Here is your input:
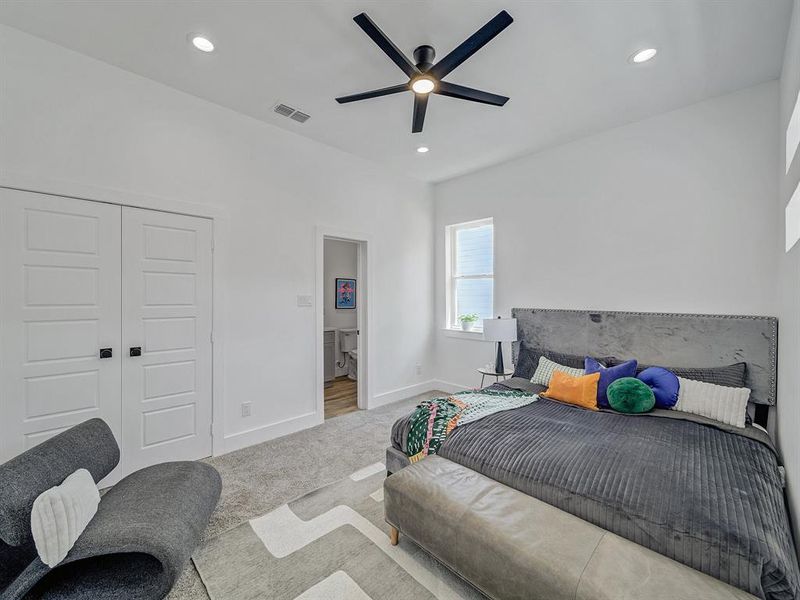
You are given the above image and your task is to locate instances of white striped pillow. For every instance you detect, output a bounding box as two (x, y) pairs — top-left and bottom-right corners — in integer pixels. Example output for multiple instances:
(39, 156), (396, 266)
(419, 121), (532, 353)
(674, 377), (751, 428)
(31, 468), (99, 567)
(532, 356), (585, 387)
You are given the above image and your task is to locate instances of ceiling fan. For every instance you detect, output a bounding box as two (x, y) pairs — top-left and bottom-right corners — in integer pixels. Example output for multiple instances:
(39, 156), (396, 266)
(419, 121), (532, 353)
(336, 10), (513, 133)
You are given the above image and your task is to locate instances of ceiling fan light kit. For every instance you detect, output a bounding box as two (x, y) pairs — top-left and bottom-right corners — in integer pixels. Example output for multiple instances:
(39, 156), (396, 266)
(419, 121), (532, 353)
(336, 10), (514, 133)
(411, 77), (436, 94)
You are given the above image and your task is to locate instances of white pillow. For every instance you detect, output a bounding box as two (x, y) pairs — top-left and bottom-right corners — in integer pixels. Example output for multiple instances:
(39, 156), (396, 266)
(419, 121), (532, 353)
(674, 377), (751, 428)
(532, 356), (585, 387)
(31, 468), (100, 567)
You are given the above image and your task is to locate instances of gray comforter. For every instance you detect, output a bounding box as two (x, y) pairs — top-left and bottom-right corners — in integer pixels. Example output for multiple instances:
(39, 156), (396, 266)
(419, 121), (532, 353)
(390, 379), (800, 600)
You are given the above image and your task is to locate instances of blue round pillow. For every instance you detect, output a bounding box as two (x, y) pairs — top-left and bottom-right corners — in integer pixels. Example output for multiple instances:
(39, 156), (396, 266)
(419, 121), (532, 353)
(637, 367), (679, 409)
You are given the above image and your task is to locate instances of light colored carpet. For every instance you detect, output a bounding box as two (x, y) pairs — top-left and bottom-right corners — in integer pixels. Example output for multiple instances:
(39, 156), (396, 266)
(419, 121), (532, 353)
(192, 461), (485, 599)
(168, 391), (441, 600)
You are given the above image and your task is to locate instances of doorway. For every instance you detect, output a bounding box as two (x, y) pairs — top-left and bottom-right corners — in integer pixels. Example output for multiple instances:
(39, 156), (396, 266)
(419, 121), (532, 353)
(317, 230), (370, 420)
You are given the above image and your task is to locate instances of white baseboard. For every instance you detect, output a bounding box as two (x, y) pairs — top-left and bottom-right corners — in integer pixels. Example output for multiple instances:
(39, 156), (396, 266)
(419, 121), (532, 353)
(430, 379), (472, 394)
(220, 410), (322, 455)
(369, 378), (476, 408)
(219, 378), (474, 455)
(369, 380), (441, 408)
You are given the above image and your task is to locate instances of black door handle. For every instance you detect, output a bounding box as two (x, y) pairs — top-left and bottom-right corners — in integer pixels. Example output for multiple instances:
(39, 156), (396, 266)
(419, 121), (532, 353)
(99, 348), (112, 359)
(130, 347), (142, 357)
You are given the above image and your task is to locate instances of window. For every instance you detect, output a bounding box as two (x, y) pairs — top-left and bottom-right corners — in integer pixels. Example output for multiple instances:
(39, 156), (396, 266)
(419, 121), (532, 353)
(446, 218), (493, 331)
(787, 180), (800, 252)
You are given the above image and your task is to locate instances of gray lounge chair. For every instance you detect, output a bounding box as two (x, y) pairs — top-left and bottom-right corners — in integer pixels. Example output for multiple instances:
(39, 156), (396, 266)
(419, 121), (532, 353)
(0, 418), (221, 599)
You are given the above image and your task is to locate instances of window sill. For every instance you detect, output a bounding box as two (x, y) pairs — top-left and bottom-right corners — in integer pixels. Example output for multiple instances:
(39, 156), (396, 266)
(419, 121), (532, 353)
(442, 328), (485, 341)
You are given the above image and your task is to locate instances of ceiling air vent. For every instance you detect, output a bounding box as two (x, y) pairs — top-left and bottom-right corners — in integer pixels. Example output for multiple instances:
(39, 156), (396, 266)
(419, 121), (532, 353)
(273, 103), (295, 117)
(273, 103), (311, 124)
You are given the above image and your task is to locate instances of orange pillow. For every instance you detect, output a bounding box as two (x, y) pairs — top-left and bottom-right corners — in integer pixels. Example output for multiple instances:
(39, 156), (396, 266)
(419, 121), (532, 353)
(542, 371), (601, 411)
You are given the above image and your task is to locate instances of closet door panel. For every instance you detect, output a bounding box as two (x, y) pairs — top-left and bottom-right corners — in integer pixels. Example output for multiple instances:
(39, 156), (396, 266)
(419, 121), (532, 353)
(121, 207), (213, 472)
(0, 189), (122, 475)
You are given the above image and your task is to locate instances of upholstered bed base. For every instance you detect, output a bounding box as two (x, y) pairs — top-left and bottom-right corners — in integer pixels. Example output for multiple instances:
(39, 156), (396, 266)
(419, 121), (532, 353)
(386, 445), (410, 475)
(384, 456), (757, 600)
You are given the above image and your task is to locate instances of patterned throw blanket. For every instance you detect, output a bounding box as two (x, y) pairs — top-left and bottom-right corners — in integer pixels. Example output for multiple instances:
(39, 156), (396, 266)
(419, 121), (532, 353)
(405, 389), (538, 463)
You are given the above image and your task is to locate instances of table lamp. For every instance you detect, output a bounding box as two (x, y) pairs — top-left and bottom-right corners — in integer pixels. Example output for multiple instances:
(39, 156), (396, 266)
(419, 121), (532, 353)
(482, 317), (518, 374)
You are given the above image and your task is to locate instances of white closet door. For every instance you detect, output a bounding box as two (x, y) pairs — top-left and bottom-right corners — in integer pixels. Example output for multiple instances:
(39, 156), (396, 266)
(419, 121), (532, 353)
(0, 189), (123, 475)
(121, 207), (213, 471)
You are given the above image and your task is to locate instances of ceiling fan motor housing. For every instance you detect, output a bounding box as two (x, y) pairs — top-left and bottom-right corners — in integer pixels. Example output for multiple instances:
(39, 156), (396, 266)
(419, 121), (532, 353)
(413, 45), (436, 71)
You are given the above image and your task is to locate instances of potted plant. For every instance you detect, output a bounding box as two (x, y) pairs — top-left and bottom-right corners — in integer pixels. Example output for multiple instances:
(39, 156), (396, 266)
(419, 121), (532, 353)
(458, 313), (480, 332)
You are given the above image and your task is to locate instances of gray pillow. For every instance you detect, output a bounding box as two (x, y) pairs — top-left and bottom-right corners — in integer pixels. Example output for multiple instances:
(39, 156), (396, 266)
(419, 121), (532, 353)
(513, 343), (610, 380)
(607, 358), (747, 389)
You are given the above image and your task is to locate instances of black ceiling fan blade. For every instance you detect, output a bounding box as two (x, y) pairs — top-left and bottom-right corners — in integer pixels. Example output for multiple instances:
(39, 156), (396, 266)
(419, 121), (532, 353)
(428, 10), (513, 81)
(336, 84), (409, 104)
(435, 81), (509, 106)
(412, 94), (428, 133)
(353, 13), (420, 79)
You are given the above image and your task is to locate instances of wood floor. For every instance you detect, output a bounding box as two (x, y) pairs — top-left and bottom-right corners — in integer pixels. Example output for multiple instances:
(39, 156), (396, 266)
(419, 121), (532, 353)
(324, 376), (358, 419)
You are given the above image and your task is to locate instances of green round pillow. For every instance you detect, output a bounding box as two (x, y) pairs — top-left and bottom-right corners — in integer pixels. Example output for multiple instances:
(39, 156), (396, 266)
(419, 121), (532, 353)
(607, 377), (655, 413)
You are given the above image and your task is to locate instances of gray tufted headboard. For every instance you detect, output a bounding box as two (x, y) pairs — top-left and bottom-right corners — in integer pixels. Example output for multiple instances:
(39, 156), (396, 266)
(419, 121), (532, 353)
(511, 309), (778, 407)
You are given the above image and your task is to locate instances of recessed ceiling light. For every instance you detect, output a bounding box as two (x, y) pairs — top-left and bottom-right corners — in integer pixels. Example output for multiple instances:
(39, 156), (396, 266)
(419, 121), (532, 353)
(631, 48), (657, 63)
(411, 77), (436, 94)
(417, 146), (430, 153)
(190, 35), (215, 53)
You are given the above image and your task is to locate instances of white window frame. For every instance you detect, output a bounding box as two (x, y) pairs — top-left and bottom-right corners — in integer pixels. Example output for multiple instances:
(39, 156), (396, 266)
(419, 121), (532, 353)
(445, 217), (494, 332)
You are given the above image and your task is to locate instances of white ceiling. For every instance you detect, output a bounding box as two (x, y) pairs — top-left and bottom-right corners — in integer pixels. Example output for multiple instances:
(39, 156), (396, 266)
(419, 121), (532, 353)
(0, 0), (793, 182)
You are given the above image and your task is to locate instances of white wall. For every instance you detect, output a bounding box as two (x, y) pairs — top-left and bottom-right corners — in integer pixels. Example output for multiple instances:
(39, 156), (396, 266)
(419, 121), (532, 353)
(0, 25), (435, 452)
(777, 0), (800, 554)
(433, 82), (780, 389)
(324, 238), (358, 376)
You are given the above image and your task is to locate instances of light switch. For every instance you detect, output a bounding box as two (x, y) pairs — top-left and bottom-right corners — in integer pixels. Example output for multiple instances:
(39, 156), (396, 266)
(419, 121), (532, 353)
(297, 294), (313, 307)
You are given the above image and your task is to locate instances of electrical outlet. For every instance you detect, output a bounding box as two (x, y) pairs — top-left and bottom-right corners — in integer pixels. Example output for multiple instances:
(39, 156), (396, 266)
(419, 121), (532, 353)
(241, 402), (252, 417)
(415, 363), (422, 376)
(297, 294), (312, 307)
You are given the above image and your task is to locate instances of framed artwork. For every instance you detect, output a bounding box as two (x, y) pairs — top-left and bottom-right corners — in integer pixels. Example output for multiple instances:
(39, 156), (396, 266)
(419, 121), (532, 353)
(335, 278), (356, 309)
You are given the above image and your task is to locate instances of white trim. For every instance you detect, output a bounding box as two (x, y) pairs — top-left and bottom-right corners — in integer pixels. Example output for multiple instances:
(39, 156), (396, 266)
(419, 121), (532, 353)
(442, 328), (485, 341)
(220, 411), (319, 455)
(787, 86), (800, 174)
(371, 379), (479, 408)
(356, 239), (369, 409)
(316, 227), (374, 414)
(371, 381), (439, 408)
(0, 172), (227, 220)
(430, 379), (472, 394)
(224, 380), (459, 454)
(0, 172), (228, 457)
(786, 180), (800, 253)
(210, 218), (228, 457)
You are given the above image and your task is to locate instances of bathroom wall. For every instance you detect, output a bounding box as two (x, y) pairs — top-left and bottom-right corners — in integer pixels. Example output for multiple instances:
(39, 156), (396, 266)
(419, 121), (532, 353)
(324, 238), (358, 375)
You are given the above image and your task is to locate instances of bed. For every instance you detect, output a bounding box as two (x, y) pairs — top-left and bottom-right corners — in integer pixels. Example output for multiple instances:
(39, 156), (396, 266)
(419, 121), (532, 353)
(387, 309), (799, 600)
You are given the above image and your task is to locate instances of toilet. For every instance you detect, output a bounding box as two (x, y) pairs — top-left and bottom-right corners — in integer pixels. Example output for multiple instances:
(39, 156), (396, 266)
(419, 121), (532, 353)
(338, 328), (358, 381)
(347, 348), (358, 380)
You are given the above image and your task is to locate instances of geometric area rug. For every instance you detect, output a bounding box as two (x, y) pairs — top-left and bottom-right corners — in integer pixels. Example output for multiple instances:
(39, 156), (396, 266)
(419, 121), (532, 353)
(193, 462), (487, 599)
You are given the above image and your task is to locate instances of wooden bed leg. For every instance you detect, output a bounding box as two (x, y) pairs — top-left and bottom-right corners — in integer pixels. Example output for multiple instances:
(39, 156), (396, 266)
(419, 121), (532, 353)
(389, 526), (399, 546)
